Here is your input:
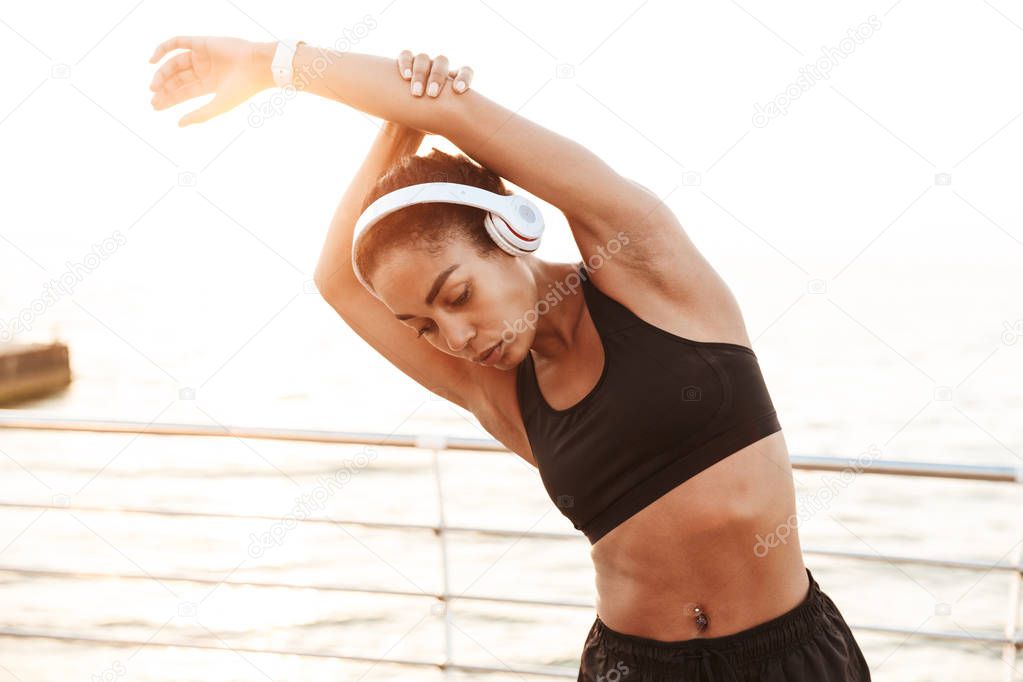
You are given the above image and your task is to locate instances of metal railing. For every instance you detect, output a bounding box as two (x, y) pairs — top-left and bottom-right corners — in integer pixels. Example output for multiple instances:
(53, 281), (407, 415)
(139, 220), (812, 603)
(1, 409), (1022, 679)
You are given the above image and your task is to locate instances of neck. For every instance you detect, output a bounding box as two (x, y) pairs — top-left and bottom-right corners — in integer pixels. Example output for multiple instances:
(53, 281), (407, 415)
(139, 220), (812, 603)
(523, 258), (588, 361)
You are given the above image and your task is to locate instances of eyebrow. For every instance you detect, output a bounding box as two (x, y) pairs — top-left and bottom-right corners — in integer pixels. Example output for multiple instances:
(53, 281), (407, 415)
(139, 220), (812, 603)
(394, 263), (460, 320)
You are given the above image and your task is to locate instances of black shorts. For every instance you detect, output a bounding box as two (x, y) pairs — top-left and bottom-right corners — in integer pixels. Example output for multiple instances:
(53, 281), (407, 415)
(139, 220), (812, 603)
(578, 568), (870, 681)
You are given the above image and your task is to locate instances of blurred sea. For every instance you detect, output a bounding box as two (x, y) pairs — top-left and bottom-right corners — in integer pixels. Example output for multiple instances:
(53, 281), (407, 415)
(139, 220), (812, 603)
(2, 250), (1021, 680)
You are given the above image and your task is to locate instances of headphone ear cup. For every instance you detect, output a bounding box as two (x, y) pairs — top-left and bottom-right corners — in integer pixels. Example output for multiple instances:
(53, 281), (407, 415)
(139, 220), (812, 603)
(483, 212), (525, 256)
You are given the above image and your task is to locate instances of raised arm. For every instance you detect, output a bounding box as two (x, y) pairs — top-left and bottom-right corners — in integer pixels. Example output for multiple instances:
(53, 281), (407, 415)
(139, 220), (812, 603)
(313, 121), (424, 294)
(310, 119), (536, 465)
(148, 38), (674, 271)
(285, 46), (659, 230)
(149, 37), (733, 310)
(283, 45), (721, 306)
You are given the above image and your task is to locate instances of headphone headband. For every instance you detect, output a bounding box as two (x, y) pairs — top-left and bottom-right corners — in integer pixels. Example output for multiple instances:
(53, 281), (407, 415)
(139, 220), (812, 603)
(351, 182), (544, 290)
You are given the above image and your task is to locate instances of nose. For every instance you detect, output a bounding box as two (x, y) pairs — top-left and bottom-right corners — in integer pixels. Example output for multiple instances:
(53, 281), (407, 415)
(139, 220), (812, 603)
(441, 320), (475, 354)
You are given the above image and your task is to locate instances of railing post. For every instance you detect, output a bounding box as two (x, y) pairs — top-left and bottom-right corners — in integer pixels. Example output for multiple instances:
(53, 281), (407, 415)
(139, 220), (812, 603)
(423, 436), (454, 677)
(998, 480), (1023, 682)
(1002, 510), (1023, 681)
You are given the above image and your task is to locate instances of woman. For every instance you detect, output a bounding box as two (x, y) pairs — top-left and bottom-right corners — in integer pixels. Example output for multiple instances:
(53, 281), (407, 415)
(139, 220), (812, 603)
(149, 37), (871, 681)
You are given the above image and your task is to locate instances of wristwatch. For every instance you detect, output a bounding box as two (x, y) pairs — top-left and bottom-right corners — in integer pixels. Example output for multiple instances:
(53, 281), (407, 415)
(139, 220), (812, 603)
(271, 40), (306, 87)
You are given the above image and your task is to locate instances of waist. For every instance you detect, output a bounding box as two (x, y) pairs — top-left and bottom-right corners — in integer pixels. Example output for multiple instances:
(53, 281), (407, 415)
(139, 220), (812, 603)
(593, 522), (807, 640)
(591, 433), (805, 639)
(587, 566), (831, 672)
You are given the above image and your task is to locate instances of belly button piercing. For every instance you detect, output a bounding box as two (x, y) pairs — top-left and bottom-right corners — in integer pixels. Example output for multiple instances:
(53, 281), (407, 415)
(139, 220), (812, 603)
(693, 606), (709, 632)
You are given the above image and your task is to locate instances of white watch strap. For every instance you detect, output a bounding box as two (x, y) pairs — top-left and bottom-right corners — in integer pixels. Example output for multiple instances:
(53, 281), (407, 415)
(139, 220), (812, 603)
(271, 40), (303, 87)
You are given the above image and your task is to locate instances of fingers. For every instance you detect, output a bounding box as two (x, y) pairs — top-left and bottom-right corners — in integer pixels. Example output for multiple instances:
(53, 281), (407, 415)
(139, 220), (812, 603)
(150, 36), (193, 64)
(166, 69), (199, 93)
(424, 54), (449, 97)
(397, 49), (414, 80)
(399, 50), (472, 97)
(179, 97), (222, 127)
(151, 74), (202, 110)
(450, 65), (473, 94)
(150, 52), (193, 92)
(410, 52), (433, 96)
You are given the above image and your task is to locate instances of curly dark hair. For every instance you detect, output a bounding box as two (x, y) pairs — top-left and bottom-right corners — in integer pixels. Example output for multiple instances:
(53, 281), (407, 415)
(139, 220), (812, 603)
(354, 148), (512, 292)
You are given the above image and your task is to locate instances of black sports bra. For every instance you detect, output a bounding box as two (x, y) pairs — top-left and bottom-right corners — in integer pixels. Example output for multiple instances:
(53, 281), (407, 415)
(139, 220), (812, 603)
(515, 264), (782, 545)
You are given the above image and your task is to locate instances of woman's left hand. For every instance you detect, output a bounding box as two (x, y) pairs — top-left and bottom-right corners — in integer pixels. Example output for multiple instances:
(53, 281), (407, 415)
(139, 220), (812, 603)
(397, 50), (474, 98)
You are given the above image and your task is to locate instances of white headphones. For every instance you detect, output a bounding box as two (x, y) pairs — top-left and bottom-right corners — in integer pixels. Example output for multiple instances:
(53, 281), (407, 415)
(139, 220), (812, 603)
(351, 182), (545, 290)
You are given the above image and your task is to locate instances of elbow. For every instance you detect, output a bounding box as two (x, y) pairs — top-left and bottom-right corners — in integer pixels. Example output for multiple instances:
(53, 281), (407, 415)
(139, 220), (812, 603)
(313, 264), (344, 302)
(312, 269), (330, 299)
(314, 260), (368, 307)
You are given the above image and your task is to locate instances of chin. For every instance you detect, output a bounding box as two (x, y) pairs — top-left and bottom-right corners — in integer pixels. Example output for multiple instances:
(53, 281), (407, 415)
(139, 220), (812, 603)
(500, 341), (522, 369)
(489, 340), (514, 369)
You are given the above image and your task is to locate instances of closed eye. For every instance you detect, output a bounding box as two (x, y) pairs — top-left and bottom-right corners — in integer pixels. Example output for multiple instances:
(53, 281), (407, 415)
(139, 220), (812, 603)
(416, 283), (470, 338)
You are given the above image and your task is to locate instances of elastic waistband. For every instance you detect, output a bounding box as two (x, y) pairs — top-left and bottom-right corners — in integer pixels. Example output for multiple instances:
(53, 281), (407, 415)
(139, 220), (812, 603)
(592, 567), (829, 665)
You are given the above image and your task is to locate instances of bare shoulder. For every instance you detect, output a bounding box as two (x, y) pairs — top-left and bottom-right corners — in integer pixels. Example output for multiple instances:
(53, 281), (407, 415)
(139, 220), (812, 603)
(576, 225), (753, 350)
(562, 180), (752, 346)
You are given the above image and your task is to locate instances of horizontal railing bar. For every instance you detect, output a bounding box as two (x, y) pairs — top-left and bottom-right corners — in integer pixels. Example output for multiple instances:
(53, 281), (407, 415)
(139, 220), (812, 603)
(792, 454), (1018, 482)
(0, 622), (1015, 658)
(1, 412), (1018, 482)
(0, 564), (594, 609)
(0, 627), (576, 678)
(0, 500), (1016, 573)
(0, 411), (505, 452)
(0, 500), (575, 540)
(804, 547), (1023, 572)
(852, 623), (1017, 646)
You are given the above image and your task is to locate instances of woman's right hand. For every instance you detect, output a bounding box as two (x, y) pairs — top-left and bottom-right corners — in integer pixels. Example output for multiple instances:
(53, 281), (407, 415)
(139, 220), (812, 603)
(149, 36), (273, 127)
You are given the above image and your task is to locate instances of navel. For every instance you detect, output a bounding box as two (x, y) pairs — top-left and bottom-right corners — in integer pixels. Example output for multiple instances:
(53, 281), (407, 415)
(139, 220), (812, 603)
(684, 603), (710, 633)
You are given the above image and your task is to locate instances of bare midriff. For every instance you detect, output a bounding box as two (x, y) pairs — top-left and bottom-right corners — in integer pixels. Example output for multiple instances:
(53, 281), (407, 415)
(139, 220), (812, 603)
(589, 430), (809, 641)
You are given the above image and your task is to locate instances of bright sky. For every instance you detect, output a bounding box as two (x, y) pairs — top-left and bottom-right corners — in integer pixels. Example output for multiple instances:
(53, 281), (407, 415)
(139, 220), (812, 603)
(1, 1), (1021, 426)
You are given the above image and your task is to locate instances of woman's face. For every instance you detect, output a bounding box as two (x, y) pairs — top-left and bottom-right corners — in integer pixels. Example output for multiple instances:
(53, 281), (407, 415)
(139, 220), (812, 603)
(370, 238), (537, 369)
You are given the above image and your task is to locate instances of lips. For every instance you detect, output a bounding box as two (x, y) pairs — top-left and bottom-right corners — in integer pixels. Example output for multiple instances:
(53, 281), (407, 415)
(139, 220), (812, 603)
(478, 342), (501, 364)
